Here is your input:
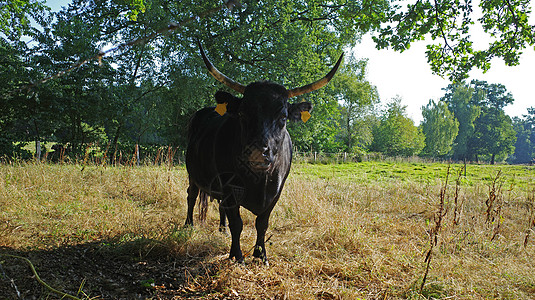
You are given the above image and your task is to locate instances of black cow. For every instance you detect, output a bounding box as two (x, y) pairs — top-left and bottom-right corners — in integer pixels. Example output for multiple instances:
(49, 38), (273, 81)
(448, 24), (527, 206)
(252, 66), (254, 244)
(185, 42), (343, 264)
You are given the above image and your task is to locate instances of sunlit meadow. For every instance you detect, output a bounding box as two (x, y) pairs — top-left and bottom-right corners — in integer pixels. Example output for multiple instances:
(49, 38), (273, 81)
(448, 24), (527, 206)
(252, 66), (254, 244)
(1, 161), (534, 299)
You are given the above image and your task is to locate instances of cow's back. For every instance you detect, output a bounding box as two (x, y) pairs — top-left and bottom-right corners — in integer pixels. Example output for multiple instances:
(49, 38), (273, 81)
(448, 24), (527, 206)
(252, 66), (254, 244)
(186, 108), (239, 194)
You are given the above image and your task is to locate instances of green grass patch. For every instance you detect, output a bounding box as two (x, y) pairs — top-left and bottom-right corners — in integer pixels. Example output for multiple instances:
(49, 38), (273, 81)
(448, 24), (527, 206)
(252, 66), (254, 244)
(292, 161), (534, 192)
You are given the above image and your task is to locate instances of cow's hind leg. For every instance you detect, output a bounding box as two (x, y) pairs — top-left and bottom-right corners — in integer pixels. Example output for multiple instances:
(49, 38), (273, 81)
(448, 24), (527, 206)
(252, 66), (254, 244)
(184, 180), (199, 226)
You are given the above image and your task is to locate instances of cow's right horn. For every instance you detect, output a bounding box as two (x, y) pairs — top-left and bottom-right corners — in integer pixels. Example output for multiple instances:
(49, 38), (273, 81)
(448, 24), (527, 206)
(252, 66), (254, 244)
(198, 41), (246, 94)
(287, 53), (344, 98)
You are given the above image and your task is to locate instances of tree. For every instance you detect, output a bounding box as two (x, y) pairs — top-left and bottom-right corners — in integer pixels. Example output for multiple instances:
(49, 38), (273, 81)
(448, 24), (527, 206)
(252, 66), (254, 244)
(287, 92), (343, 153)
(468, 81), (517, 163)
(470, 107), (516, 164)
(371, 97), (425, 157)
(334, 57), (379, 153)
(420, 99), (459, 157)
(442, 80), (517, 163)
(442, 84), (480, 161)
(470, 80), (514, 109)
(511, 108), (535, 163)
(0, 39), (37, 157)
(0, 0), (49, 41)
(373, 0), (535, 81)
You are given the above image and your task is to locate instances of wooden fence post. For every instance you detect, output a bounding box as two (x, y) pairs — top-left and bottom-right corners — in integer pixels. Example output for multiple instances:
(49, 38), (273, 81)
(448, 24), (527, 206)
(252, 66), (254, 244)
(135, 144), (140, 166)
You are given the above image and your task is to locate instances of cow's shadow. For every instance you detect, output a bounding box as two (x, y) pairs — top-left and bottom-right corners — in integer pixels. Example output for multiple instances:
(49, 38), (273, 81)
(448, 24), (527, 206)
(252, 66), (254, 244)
(0, 237), (226, 299)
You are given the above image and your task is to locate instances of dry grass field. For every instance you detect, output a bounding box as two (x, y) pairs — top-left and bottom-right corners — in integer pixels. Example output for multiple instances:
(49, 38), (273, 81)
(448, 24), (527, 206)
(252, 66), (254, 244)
(1, 161), (534, 299)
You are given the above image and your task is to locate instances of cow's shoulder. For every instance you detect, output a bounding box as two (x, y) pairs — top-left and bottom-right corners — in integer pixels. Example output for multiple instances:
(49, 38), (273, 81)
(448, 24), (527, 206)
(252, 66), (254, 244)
(188, 107), (225, 139)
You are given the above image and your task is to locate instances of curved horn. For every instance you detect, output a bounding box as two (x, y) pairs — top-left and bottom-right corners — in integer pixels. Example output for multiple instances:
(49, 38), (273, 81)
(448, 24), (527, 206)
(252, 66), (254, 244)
(198, 41), (246, 94)
(287, 53), (344, 98)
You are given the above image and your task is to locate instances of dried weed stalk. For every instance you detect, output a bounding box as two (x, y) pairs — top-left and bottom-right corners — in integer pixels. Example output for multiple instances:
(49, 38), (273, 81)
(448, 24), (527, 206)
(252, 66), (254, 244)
(452, 165), (465, 226)
(167, 145), (178, 169)
(0, 254), (82, 300)
(524, 189), (535, 247)
(154, 147), (163, 165)
(421, 165), (450, 293)
(485, 170), (505, 241)
(101, 142), (111, 167)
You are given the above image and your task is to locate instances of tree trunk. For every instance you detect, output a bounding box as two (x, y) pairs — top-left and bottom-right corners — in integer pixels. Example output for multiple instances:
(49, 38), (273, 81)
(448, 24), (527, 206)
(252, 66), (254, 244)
(80, 119), (86, 153)
(109, 122), (123, 164)
(36, 141), (41, 161)
(346, 106), (352, 152)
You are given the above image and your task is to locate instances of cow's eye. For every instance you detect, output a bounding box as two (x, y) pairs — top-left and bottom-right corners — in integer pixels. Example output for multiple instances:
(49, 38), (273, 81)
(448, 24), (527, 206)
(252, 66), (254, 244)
(279, 115), (287, 126)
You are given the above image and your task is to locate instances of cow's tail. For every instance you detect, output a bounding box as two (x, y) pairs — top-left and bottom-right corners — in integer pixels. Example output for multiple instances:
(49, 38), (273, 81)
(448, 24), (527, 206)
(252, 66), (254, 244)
(198, 191), (209, 223)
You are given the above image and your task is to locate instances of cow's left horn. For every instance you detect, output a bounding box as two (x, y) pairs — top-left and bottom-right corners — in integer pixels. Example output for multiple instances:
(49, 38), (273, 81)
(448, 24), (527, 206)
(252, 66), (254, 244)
(198, 41), (246, 94)
(287, 53), (344, 98)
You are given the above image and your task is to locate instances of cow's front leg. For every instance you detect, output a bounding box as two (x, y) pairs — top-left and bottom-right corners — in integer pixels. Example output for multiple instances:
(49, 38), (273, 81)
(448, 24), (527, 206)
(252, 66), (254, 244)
(253, 211), (270, 265)
(218, 203), (227, 233)
(224, 206), (243, 263)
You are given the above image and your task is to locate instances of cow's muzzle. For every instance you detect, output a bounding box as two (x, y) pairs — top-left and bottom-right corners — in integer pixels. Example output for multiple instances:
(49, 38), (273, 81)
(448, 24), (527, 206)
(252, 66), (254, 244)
(248, 147), (272, 171)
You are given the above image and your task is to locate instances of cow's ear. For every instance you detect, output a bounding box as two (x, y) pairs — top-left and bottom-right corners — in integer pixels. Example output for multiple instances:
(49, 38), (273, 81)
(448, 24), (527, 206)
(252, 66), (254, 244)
(288, 101), (313, 122)
(215, 91), (241, 115)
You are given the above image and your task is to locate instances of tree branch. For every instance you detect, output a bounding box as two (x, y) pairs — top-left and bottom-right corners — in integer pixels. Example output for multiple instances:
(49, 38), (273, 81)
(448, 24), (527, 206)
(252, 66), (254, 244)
(433, 0), (455, 53)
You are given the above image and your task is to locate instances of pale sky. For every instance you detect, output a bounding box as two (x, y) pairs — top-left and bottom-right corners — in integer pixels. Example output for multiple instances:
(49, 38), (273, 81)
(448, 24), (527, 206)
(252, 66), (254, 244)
(351, 1), (535, 124)
(352, 35), (535, 124)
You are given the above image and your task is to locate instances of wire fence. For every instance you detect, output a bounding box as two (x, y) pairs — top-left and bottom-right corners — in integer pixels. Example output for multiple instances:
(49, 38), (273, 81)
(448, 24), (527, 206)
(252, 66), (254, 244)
(17, 142), (444, 167)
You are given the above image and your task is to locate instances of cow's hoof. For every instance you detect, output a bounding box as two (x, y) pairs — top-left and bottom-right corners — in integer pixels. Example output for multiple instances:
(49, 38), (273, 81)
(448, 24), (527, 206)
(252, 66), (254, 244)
(252, 256), (269, 266)
(229, 252), (244, 264)
(230, 256), (244, 264)
(252, 246), (268, 266)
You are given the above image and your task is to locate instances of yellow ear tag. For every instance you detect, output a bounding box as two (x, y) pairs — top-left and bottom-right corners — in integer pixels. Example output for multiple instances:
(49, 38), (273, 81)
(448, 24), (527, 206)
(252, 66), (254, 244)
(215, 103), (227, 116)
(300, 111), (311, 123)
